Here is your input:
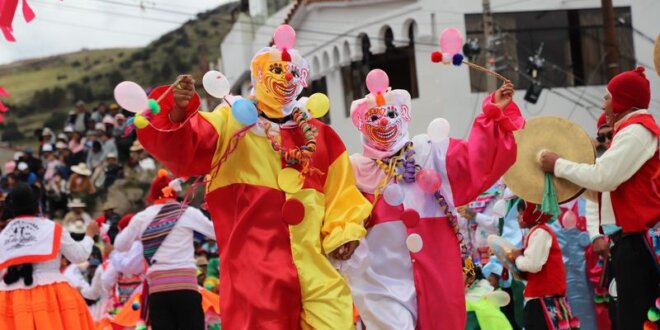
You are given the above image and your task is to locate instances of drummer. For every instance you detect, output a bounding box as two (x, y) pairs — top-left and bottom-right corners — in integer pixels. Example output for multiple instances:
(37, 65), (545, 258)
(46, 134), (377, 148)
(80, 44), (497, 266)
(507, 201), (575, 330)
(539, 66), (659, 329)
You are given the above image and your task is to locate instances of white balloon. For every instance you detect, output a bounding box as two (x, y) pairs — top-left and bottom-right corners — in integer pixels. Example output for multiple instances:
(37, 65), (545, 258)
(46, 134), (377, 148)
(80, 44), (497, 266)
(114, 81), (148, 113)
(427, 118), (451, 143)
(383, 184), (405, 206)
(492, 199), (507, 218)
(203, 70), (231, 99)
(406, 233), (423, 253)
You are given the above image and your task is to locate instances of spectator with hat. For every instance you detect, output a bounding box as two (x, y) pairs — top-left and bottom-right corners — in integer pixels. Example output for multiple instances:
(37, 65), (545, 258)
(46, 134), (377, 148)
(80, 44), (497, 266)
(40, 127), (55, 146)
(68, 163), (95, 197)
(63, 198), (92, 227)
(17, 162), (36, 186)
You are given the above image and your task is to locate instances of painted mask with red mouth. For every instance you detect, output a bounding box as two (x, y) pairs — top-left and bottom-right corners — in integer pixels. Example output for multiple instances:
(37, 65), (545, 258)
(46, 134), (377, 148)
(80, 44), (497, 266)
(252, 56), (309, 118)
(359, 104), (409, 151)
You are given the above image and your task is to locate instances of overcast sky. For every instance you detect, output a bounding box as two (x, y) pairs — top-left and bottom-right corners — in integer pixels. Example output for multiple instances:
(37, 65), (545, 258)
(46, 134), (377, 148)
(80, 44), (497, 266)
(0, 0), (229, 65)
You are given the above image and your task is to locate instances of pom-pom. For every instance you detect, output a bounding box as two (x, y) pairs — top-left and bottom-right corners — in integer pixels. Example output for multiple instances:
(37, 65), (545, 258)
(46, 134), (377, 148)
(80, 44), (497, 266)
(569, 317), (580, 328)
(648, 308), (660, 322)
(431, 51), (443, 63)
(136, 320), (147, 330)
(158, 169), (169, 178)
(127, 117), (135, 125)
(131, 301), (140, 310)
(281, 48), (292, 62)
(635, 66), (646, 74)
(655, 297), (660, 310)
(558, 319), (569, 330)
(452, 53), (464, 66)
(644, 320), (659, 330)
(375, 92), (386, 107)
(148, 99), (160, 114)
(134, 114), (149, 129)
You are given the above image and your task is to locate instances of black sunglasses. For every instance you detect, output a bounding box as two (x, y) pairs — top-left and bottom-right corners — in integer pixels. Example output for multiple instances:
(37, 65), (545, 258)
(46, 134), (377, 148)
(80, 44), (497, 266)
(596, 132), (613, 143)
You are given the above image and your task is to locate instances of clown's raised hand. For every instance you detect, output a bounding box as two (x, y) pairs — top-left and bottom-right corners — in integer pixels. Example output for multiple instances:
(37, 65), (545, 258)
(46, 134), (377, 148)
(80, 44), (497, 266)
(493, 80), (514, 110)
(171, 74), (196, 123)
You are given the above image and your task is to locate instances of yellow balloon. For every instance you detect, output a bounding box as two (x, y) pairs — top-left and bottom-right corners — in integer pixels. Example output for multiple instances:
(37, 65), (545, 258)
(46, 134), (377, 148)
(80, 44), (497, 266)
(306, 93), (330, 118)
(277, 167), (303, 194)
(134, 114), (149, 129)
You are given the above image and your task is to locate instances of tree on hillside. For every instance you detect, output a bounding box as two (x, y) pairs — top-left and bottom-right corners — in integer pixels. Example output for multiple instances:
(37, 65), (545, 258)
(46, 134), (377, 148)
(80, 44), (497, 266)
(1, 121), (25, 142)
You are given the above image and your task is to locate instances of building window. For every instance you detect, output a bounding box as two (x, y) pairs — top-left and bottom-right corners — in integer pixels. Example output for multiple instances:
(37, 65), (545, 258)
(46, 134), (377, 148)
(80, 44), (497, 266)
(340, 24), (419, 117)
(464, 7), (635, 92)
(300, 77), (330, 124)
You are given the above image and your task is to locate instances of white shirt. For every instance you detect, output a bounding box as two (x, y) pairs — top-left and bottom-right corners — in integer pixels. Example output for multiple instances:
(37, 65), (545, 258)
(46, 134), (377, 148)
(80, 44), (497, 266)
(515, 228), (552, 274)
(81, 265), (104, 300)
(0, 231), (93, 291)
(555, 111), (658, 236)
(101, 241), (145, 293)
(114, 203), (215, 274)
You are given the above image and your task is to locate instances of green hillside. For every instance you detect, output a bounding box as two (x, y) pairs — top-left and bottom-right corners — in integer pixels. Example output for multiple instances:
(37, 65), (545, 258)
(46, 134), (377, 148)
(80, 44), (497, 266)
(0, 1), (240, 143)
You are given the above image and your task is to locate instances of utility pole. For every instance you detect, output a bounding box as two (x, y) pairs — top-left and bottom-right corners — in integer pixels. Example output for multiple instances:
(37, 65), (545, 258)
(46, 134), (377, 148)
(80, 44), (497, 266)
(601, 0), (620, 79)
(483, 0), (498, 91)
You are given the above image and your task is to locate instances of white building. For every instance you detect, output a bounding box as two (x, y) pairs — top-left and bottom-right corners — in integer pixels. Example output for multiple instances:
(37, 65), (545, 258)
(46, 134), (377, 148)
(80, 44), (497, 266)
(221, 0), (660, 153)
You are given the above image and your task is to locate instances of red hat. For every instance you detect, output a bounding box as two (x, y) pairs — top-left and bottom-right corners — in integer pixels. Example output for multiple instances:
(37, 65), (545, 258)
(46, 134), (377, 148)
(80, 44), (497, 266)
(596, 113), (608, 131)
(118, 213), (135, 230)
(147, 169), (173, 203)
(521, 201), (553, 226)
(607, 66), (650, 114)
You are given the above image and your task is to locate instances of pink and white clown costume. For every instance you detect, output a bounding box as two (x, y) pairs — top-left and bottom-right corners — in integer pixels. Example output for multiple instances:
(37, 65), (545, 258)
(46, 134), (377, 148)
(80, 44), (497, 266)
(341, 70), (524, 330)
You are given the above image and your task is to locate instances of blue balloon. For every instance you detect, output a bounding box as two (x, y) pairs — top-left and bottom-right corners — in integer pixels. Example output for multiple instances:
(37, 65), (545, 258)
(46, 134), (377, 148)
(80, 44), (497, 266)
(232, 99), (258, 126)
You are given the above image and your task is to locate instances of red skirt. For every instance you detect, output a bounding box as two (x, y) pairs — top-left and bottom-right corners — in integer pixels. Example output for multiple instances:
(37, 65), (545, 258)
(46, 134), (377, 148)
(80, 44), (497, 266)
(0, 281), (95, 330)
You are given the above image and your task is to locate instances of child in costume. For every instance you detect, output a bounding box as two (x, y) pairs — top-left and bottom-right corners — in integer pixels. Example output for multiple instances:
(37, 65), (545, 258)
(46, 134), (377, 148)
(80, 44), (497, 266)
(0, 183), (98, 330)
(134, 25), (371, 329)
(457, 182), (505, 264)
(507, 201), (579, 330)
(342, 69), (523, 329)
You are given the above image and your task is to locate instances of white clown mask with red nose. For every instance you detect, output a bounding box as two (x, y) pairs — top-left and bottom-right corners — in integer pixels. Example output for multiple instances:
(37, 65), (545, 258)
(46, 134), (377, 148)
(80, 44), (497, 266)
(350, 69), (412, 159)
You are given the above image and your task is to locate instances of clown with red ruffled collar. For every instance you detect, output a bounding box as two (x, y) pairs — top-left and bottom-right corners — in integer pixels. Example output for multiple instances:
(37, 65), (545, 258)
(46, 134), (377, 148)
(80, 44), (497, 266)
(341, 69), (524, 330)
(135, 25), (372, 329)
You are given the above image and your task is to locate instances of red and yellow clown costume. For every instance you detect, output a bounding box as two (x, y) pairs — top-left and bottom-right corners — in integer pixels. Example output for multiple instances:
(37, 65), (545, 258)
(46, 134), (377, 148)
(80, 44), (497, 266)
(341, 70), (524, 329)
(135, 25), (371, 329)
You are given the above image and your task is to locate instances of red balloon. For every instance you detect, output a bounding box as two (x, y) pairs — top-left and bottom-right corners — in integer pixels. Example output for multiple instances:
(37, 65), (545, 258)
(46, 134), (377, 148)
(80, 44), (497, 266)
(282, 198), (305, 225)
(401, 209), (420, 228)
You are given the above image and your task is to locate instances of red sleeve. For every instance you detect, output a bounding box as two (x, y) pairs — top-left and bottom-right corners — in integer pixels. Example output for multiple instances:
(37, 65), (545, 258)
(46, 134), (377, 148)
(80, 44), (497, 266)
(136, 86), (219, 177)
(445, 93), (525, 206)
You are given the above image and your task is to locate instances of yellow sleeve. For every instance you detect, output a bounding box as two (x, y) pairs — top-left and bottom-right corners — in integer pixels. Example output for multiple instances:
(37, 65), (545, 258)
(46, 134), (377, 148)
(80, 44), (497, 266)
(321, 151), (372, 254)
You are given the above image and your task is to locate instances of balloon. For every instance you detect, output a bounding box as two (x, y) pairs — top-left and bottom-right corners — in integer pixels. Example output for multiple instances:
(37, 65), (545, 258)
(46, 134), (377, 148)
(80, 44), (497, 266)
(442, 52), (452, 65)
(306, 93), (330, 118)
(416, 168), (442, 193)
(273, 24), (296, 50)
(427, 118), (451, 143)
(383, 184), (404, 206)
(562, 210), (578, 229)
(277, 168), (303, 194)
(134, 114), (149, 129)
(232, 98), (258, 126)
(492, 199), (507, 218)
(486, 290), (511, 307)
(439, 27), (463, 56)
(114, 81), (148, 113)
(406, 233), (423, 253)
(203, 70), (231, 99)
(401, 209), (420, 228)
(366, 69), (389, 95)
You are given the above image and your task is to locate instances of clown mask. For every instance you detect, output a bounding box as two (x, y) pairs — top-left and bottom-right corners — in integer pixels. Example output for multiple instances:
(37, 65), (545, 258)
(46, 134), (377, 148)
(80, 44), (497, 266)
(251, 48), (309, 118)
(351, 89), (412, 156)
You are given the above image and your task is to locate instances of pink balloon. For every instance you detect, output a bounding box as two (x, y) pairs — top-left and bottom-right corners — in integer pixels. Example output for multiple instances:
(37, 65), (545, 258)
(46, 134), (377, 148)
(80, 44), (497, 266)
(366, 69), (389, 95)
(273, 24), (296, 50)
(114, 81), (148, 113)
(416, 168), (442, 193)
(439, 28), (463, 56)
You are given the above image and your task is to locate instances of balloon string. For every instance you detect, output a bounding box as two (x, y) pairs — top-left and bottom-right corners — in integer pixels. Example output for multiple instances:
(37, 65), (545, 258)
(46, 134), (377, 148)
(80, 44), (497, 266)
(462, 60), (509, 82)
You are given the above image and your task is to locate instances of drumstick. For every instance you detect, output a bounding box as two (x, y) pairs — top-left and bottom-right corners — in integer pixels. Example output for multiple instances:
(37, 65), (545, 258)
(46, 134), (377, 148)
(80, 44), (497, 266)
(462, 60), (509, 82)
